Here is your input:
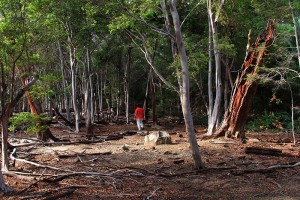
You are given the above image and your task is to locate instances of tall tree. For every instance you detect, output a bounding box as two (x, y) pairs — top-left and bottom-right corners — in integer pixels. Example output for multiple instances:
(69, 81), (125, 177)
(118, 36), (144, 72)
(206, 0), (225, 135)
(214, 20), (276, 138)
(170, 0), (204, 169)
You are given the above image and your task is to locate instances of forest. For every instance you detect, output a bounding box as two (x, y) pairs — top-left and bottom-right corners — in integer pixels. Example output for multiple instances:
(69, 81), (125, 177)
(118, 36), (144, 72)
(0, 0), (299, 199)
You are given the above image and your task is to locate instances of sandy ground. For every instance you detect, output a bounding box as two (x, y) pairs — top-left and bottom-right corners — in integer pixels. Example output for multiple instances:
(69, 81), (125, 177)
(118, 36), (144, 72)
(2, 121), (300, 200)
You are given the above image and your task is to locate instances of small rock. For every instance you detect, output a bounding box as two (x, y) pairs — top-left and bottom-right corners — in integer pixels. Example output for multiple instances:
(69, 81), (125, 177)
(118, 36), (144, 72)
(122, 144), (129, 151)
(144, 131), (172, 146)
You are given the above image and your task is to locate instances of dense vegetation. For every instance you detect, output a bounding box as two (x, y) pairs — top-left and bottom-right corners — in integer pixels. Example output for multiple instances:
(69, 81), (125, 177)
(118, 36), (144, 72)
(1, 1), (300, 144)
(0, 0), (299, 194)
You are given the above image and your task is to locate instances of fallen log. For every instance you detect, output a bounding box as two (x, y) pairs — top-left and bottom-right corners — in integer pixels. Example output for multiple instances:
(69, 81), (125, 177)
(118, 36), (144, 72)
(245, 147), (299, 157)
(58, 151), (112, 159)
(232, 161), (300, 175)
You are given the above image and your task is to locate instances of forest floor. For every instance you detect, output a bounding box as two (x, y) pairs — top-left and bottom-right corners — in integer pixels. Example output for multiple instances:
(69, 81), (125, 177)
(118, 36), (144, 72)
(2, 117), (300, 200)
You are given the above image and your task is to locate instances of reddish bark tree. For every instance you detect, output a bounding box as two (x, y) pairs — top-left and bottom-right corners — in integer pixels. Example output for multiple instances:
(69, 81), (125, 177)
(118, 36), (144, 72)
(214, 19), (276, 139)
(20, 75), (60, 142)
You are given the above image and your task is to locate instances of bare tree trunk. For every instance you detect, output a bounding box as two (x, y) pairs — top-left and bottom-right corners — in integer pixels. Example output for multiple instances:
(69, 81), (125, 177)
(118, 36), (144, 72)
(149, 69), (158, 126)
(90, 73), (94, 123)
(70, 44), (80, 133)
(0, 170), (11, 193)
(124, 46), (132, 124)
(96, 73), (101, 122)
(143, 73), (150, 122)
(207, 13), (213, 126)
(170, 0), (204, 170)
(206, 0), (223, 135)
(214, 20), (276, 139)
(289, 0), (300, 69)
(84, 48), (93, 137)
(1, 115), (9, 171)
(58, 41), (70, 120)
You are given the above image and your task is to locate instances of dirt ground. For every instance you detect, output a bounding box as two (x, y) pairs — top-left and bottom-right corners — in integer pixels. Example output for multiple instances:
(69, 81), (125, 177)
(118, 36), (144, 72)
(2, 118), (300, 200)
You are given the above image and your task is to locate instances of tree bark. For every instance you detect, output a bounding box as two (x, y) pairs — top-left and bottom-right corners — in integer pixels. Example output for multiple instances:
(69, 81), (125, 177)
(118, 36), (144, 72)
(124, 46), (132, 124)
(58, 41), (71, 121)
(20, 76), (59, 142)
(206, 0), (223, 135)
(1, 77), (38, 172)
(170, 0), (204, 170)
(289, 0), (300, 69)
(69, 43), (80, 133)
(214, 19), (276, 139)
(84, 48), (94, 137)
(149, 69), (158, 126)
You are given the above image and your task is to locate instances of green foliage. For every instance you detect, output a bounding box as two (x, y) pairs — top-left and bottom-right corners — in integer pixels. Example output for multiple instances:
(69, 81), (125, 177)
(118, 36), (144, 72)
(9, 112), (50, 135)
(216, 36), (237, 57)
(29, 74), (61, 100)
(245, 112), (296, 132)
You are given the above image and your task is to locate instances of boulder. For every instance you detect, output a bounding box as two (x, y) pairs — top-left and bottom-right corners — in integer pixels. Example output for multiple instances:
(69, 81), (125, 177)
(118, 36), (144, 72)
(144, 131), (171, 146)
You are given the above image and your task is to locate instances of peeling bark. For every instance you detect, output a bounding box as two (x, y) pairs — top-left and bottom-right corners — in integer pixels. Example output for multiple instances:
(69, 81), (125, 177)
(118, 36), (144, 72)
(214, 20), (276, 139)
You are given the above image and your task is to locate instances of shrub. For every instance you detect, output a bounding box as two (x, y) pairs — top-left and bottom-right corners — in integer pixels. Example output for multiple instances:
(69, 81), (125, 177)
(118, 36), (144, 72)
(245, 111), (291, 132)
(9, 112), (50, 135)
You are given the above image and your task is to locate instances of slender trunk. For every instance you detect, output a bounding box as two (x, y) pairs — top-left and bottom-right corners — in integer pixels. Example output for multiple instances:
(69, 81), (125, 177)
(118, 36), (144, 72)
(143, 73), (150, 122)
(70, 46), (80, 133)
(58, 41), (70, 120)
(100, 72), (103, 112)
(149, 69), (157, 126)
(170, 0), (204, 170)
(207, 15), (213, 125)
(207, 0), (222, 135)
(85, 49), (93, 137)
(289, 0), (300, 68)
(124, 47), (132, 124)
(159, 81), (164, 114)
(1, 115), (9, 171)
(96, 73), (101, 121)
(90, 74), (94, 123)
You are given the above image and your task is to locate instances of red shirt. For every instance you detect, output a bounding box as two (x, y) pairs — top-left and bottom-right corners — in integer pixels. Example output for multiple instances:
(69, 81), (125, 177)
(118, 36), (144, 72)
(135, 107), (144, 119)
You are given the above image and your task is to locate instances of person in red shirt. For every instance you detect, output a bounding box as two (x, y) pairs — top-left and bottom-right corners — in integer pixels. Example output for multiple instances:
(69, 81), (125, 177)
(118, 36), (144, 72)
(134, 105), (144, 131)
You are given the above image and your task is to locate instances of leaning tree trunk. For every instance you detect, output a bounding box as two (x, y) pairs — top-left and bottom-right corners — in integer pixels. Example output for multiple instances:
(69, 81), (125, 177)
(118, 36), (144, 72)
(214, 19), (276, 139)
(170, 0), (204, 170)
(20, 75), (60, 142)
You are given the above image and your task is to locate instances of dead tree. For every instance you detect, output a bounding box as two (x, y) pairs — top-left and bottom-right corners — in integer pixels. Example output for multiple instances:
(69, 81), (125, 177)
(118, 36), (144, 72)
(214, 19), (276, 139)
